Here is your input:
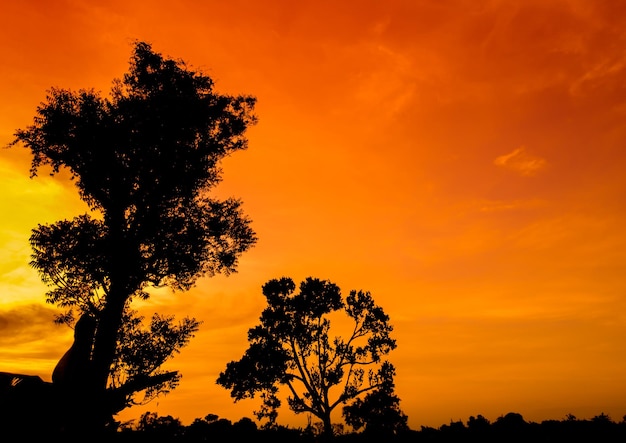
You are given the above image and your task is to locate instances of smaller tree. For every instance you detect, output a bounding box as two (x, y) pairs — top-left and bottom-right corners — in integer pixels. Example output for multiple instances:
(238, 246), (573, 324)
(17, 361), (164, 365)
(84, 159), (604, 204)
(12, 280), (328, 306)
(217, 277), (403, 440)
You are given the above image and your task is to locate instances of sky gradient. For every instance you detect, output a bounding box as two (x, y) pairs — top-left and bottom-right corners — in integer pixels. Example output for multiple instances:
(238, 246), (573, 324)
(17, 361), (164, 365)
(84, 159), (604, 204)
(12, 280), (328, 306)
(1, 0), (626, 430)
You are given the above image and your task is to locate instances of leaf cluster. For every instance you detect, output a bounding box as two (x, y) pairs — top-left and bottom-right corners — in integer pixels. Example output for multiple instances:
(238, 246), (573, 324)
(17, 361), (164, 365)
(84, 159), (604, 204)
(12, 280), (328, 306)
(14, 41), (257, 305)
(111, 310), (201, 407)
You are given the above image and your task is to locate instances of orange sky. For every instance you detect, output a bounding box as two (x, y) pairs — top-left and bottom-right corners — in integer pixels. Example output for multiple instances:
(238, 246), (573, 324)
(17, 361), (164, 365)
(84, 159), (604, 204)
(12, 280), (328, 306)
(2, 0), (626, 430)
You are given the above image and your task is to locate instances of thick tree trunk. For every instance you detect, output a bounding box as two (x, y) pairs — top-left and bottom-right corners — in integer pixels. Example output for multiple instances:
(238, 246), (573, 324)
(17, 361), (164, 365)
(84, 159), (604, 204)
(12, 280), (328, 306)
(321, 412), (334, 441)
(91, 290), (126, 392)
(86, 276), (130, 432)
(88, 205), (135, 430)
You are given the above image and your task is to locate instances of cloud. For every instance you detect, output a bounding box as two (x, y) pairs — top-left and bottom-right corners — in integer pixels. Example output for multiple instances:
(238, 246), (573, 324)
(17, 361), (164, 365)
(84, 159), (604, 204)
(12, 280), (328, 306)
(477, 198), (548, 213)
(0, 303), (68, 377)
(0, 303), (60, 345)
(569, 55), (626, 98)
(494, 147), (547, 176)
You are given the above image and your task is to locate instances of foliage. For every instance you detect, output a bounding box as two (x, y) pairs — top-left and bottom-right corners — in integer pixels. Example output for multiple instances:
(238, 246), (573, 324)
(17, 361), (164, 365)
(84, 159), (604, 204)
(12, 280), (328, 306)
(342, 363), (409, 436)
(10, 40), (256, 430)
(217, 277), (401, 439)
(109, 310), (201, 409)
(136, 411), (183, 433)
(30, 411), (626, 443)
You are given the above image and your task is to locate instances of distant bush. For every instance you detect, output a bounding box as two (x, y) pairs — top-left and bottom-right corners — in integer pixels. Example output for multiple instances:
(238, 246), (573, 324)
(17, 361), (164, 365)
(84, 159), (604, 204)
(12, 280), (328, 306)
(3, 410), (624, 442)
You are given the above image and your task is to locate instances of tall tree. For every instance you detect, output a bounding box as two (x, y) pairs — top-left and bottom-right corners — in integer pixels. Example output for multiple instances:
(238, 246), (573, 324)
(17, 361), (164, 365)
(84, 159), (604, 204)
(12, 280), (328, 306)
(217, 277), (402, 440)
(11, 41), (257, 432)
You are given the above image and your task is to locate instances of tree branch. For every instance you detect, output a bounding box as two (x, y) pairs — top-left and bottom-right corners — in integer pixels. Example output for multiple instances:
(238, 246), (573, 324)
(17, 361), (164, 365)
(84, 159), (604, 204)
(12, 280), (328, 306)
(107, 370), (179, 414)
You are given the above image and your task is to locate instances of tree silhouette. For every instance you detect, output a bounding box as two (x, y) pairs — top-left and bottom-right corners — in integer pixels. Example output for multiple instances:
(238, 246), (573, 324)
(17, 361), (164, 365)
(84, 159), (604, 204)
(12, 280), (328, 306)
(132, 411), (185, 442)
(10, 41), (257, 433)
(217, 277), (402, 440)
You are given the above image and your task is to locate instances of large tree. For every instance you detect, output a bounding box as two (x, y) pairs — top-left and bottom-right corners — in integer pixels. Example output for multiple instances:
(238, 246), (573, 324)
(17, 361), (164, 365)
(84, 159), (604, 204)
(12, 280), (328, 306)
(11, 41), (257, 432)
(217, 277), (403, 440)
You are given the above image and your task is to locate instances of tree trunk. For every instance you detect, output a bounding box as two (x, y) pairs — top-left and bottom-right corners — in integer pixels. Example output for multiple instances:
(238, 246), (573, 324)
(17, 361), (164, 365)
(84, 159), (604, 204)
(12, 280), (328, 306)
(74, 289), (125, 432)
(91, 290), (126, 392)
(89, 205), (134, 430)
(321, 412), (334, 441)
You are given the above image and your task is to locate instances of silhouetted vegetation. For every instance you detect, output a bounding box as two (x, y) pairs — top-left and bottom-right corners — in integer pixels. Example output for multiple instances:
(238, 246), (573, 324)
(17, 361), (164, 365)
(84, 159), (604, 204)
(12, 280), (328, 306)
(2, 36), (624, 443)
(4, 410), (623, 442)
(4, 41), (256, 435)
(217, 277), (405, 440)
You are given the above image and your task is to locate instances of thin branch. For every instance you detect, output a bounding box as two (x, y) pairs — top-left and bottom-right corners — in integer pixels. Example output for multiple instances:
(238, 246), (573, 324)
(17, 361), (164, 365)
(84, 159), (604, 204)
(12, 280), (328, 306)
(290, 336), (324, 412)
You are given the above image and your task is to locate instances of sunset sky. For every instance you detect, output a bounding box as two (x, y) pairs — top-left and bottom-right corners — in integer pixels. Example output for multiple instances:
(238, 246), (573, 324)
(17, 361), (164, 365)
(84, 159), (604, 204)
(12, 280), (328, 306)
(1, 0), (626, 430)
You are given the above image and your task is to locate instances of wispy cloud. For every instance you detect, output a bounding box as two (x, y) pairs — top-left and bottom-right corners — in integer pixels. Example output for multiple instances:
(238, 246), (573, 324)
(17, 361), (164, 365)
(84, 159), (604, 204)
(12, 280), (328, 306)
(477, 198), (548, 213)
(569, 54), (626, 98)
(494, 147), (548, 176)
(0, 303), (60, 345)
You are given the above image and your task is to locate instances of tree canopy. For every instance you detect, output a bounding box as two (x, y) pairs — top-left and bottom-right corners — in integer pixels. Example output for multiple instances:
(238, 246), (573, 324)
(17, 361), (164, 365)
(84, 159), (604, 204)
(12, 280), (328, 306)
(217, 277), (404, 439)
(10, 41), (257, 433)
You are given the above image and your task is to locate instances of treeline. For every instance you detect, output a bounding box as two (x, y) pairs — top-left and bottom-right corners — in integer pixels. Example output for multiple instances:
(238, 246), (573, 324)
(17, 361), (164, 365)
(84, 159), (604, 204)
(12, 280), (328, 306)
(70, 411), (625, 443)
